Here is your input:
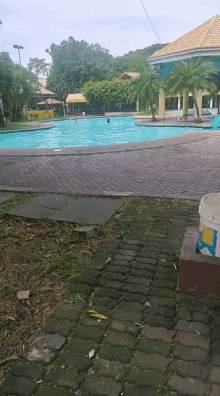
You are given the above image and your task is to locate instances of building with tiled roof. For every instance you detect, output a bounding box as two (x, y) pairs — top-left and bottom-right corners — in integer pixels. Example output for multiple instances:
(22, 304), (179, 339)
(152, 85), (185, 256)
(148, 15), (220, 64)
(147, 15), (220, 119)
(118, 72), (140, 80)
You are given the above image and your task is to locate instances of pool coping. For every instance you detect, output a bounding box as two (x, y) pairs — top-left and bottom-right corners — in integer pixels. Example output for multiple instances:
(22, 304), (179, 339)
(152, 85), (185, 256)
(0, 129), (219, 156)
(0, 124), (55, 134)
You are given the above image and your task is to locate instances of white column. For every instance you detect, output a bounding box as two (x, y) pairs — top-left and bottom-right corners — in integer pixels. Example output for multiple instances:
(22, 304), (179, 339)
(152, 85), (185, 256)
(178, 97), (181, 110)
(210, 98), (213, 109)
(136, 100), (139, 112)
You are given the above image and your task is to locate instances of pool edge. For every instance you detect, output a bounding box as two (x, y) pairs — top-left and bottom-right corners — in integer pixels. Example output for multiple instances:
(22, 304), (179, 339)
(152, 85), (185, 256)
(0, 130), (217, 156)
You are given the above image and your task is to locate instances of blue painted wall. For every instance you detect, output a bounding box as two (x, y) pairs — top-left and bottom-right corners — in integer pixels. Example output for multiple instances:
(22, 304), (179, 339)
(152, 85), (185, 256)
(154, 56), (220, 78)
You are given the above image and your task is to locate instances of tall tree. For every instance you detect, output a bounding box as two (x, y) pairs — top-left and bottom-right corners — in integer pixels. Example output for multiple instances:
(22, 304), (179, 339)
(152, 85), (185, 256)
(27, 57), (51, 78)
(0, 52), (14, 125)
(0, 52), (13, 64)
(108, 43), (168, 78)
(128, 67), (162, 120)
(46, 37), (113, 99)
(10, 65), (37, 121)
(50, 37), (112, 68)
(166, 57), (218, 121)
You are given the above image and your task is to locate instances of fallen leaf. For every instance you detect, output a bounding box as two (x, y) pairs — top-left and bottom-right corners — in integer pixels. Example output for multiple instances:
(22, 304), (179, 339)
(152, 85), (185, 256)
(161, 259), (166, 262)
(105, 256), (112, 264)
(4, 315), (15, 321)
(90, 313), (109, 320)
(128, 251), (133, 256)
(0, 355), (20, 365)
(88, 309), (109, 320)
(39, 286), (55, 292)
(82, 250), (91, 254)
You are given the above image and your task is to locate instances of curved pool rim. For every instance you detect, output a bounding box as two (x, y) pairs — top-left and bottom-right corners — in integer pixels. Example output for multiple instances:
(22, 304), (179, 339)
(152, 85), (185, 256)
(0, 129), (217, 157)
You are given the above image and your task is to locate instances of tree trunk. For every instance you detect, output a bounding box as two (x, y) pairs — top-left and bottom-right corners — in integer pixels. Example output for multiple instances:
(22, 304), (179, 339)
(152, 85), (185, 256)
(193, 97), (202, 122)
(150, 103), (158, 122)
(182, 90), (189, 120)
(15, 101), (17, 122)
(0, 109), (5, 127)
(218, 95), (220, 114)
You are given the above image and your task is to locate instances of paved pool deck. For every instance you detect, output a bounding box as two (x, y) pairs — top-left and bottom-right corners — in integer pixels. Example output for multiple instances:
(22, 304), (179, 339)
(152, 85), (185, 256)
(0, 122), (220, 200)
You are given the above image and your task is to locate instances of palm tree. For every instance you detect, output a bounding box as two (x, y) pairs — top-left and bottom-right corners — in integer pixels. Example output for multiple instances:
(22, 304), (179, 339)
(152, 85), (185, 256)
(165, 57), (218, 122)
(27, 57), (51, 81)
(128, 67), (162, 121)
(11, 65), (38, 121)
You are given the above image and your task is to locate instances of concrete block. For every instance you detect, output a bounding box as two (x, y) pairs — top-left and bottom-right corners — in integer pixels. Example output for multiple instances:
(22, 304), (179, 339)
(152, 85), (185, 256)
(179, 227), (220, 297)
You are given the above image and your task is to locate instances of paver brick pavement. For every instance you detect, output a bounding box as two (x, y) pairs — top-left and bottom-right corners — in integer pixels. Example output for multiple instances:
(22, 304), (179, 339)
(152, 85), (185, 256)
(1, 197), (220, 396)
(1, 135), (220, 198)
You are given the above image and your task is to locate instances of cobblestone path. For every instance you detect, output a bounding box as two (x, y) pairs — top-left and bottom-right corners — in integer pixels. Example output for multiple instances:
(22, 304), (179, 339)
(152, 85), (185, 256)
(1, 135), (220, 198)
(1, 198), (220, 396)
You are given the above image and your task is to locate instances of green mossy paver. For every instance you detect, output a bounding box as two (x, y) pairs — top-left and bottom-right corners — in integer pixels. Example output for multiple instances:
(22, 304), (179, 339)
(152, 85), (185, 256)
(63, 338), (99, 354)
(0, 375), (38, 396)
(34, 385), (73, 396)
(44, 367), (84, 390)
(99, 345), (133, 363)
(92, 358), (129, 380)
(10, 360), (45, 381)
(55, 351), (92, 371)
(43, 320), (72, 337)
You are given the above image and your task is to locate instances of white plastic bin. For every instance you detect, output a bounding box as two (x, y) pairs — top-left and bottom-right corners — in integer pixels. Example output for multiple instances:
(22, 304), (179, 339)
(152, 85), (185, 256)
(198, 193), (220, 256)
(82, 112), (85, 116)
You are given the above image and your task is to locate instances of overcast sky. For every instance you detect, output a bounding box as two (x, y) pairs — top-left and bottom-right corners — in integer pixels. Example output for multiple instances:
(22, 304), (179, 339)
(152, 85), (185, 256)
(0, 0), (219, 67)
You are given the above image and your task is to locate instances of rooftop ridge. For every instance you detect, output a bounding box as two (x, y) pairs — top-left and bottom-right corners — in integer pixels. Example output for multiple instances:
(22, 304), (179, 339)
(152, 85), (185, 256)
(200, 15), (218, 47)
(148, 15), (220, 60)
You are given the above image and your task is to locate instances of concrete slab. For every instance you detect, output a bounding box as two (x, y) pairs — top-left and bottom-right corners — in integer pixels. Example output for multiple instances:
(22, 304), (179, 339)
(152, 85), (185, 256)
(49, 198), (123, 225)
(0, 192), (18, 204)
(29, 194), (76, 210)
(7, 203), (56, 219)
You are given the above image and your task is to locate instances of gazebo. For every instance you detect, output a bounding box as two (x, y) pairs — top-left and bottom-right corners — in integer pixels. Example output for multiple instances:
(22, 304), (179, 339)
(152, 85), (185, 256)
(147, 15), (220, 119)
(66, 93), (88, 114)
(37, 98), (63, 111)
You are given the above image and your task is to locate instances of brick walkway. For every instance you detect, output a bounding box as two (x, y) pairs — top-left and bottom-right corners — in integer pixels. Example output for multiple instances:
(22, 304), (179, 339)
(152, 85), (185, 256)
(0, 134), (220, 199)
(1, 198), (220, 396)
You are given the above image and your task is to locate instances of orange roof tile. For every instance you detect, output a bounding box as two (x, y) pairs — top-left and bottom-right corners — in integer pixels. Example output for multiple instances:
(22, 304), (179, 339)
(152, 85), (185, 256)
(118, 72), (140, 79)
(148, 15), (220, 60)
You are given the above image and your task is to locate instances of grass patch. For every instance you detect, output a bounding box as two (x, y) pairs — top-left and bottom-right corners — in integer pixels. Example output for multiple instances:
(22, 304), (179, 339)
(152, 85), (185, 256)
(0, 192), (121, 376)
(0, 121), (30, 132)
(184, 199), (198, 208)
(171, 198), (182, 208)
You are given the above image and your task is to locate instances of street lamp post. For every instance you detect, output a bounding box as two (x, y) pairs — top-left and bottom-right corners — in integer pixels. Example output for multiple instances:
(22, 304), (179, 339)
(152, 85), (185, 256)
(13, 45), (24, 67)
(13, 45), (28, 117)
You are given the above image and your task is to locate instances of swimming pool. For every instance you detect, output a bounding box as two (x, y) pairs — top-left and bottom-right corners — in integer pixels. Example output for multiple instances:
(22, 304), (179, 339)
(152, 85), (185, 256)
(0, 117), (209, 149)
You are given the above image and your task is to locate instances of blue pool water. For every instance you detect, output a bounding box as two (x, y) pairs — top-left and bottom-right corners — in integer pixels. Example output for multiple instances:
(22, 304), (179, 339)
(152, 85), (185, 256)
(0, 117), (210, 149)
